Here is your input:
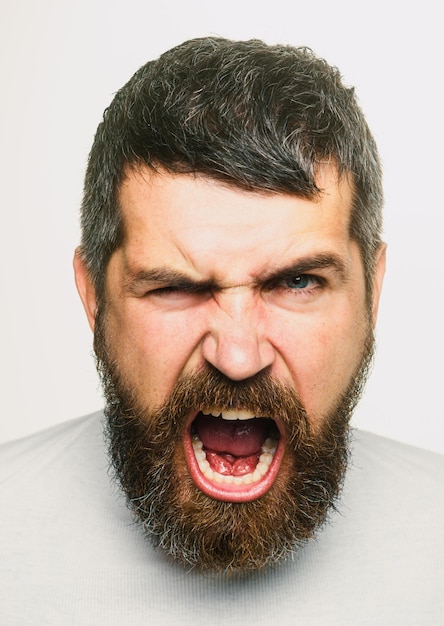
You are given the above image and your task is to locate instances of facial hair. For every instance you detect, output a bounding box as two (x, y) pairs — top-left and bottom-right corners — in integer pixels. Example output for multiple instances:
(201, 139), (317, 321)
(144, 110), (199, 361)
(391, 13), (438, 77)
(94, 308), (375, 575)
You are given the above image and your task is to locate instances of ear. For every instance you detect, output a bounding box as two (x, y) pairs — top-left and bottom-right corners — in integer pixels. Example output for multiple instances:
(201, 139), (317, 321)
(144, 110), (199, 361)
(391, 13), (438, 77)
(371, 243), (387, 327)
(73, 248), (97, 332)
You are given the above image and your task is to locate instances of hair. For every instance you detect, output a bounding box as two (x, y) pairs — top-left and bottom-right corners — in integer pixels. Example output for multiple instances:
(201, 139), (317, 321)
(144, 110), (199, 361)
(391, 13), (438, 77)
(79, 37), (383, 303)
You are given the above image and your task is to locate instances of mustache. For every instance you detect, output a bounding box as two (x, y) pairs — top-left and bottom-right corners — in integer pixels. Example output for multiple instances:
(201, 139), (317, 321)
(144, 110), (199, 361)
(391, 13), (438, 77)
(100, 360), (311, 442)
(165, 365), (307, 418)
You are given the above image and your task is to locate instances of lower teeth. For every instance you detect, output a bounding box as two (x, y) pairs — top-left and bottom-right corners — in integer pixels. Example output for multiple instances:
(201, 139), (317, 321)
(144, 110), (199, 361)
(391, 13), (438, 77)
(192, 435), (277, 486)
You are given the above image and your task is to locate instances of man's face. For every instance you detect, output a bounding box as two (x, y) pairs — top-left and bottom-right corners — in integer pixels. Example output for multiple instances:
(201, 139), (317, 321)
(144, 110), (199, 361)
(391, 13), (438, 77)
(75, 165), (385, 572)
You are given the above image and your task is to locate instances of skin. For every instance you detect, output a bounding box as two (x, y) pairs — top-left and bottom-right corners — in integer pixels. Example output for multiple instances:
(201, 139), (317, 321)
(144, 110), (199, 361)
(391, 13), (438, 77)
(75, 164), (386, 453)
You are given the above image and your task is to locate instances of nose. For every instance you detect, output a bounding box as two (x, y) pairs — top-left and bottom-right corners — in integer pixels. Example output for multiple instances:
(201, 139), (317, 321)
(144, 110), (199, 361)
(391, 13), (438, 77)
(201, 287), (275, 381)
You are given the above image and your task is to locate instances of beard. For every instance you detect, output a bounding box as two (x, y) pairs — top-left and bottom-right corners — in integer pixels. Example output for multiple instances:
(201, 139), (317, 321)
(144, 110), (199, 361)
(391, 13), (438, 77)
(94, 307), (374, 575)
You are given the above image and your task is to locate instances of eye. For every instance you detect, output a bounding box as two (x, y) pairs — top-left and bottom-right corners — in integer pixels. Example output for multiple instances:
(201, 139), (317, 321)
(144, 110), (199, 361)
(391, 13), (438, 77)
(148, 286), (182, 297)
(283, 274), (322, 291)
(262, 272), (325, 310)
(146, 285), (196, 301)
(144, 284), (212, 309)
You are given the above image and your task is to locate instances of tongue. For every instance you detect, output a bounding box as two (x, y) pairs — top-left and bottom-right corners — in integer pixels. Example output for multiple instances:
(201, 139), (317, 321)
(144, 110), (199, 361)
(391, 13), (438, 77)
(193, 414), (269, 457)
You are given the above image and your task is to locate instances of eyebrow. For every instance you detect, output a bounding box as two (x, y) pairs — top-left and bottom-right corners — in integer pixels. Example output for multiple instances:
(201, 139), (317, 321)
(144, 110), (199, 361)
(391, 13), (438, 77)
(125, 268), (218, 294)
(261, 253), (349, 285)
(124, 253), (349, 295)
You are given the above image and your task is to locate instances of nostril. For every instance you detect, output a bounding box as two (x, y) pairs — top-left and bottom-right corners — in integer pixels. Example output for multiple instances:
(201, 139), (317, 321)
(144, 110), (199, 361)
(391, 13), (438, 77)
(201, 330), (275, 382)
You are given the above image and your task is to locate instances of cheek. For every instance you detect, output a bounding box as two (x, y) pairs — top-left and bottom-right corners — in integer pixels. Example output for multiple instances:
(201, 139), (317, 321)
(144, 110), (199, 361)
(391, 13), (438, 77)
(105, 305), (205, 403)
(275, 309), (368, 417)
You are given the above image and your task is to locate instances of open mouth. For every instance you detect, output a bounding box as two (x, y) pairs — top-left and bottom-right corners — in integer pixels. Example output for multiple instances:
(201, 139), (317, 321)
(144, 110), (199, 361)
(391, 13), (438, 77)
(184, 409), (285, 502)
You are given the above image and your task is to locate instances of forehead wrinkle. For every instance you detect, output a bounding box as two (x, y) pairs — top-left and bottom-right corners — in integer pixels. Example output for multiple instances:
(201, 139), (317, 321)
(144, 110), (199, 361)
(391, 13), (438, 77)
(117, 169), (356, 292)
(119, 228), (355, 294)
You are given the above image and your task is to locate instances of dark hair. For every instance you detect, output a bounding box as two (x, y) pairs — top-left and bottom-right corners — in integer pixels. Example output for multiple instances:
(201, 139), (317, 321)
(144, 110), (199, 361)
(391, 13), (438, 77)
(79, 37), (383, 302)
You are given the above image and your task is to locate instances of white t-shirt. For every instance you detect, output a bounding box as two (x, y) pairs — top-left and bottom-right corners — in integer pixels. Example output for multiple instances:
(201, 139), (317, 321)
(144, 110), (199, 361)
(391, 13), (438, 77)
(1, 412), (443, 625)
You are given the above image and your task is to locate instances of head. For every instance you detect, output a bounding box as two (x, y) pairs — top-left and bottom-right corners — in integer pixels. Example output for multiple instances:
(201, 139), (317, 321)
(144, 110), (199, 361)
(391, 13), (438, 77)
(74, 37), (386, 574)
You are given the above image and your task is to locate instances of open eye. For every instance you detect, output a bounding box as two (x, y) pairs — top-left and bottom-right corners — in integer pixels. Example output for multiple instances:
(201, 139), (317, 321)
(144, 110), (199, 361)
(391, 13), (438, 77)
(262, 272), (326, 310)
(284, 275), (320, 290)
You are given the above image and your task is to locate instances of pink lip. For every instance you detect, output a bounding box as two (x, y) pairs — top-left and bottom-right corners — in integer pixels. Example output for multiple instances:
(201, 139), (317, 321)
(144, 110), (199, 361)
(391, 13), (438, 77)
(183, 411), (286, 503)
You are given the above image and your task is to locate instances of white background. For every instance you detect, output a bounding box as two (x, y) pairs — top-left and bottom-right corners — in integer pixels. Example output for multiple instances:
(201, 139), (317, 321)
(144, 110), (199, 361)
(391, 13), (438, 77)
(0, 0), (443, 453)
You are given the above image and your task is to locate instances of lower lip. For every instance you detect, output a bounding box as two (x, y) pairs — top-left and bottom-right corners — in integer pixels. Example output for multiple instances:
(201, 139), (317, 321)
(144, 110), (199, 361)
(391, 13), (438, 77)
(183, 414), (286, 503)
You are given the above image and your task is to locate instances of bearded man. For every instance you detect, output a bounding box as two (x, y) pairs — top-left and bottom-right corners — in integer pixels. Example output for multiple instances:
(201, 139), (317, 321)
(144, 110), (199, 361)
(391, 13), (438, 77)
(1, 37), (443, 625)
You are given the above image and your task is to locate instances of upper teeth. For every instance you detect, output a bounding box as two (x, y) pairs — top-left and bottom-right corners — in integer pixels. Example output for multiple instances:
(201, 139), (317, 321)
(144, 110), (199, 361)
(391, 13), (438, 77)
(201, 409), (257, 421)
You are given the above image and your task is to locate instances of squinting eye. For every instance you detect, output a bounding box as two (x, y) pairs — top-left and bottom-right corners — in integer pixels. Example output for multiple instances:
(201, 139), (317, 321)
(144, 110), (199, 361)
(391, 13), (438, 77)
(149, 286), (181, 296)
(144, 285), (212, 309)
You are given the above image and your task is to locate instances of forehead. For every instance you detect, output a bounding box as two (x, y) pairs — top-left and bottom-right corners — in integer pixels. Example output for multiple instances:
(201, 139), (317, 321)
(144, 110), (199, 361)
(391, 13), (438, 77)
(116, 166), (355, 281)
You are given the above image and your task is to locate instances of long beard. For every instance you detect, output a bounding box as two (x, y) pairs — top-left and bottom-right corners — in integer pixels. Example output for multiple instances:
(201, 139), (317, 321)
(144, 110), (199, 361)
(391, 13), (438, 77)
(95, 310), (374, 574)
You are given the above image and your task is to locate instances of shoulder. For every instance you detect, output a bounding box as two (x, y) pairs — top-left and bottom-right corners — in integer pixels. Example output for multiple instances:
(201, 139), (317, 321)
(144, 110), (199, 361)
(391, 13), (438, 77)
(0, 412), (105, 484)
(0, 410), (117, 557)
(350, 428), (444, 480)
(345, 428), (444, 533)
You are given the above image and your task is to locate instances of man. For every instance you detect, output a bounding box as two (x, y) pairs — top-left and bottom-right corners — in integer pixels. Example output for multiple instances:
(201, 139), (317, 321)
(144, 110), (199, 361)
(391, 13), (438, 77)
(1, 37), (443, 624)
